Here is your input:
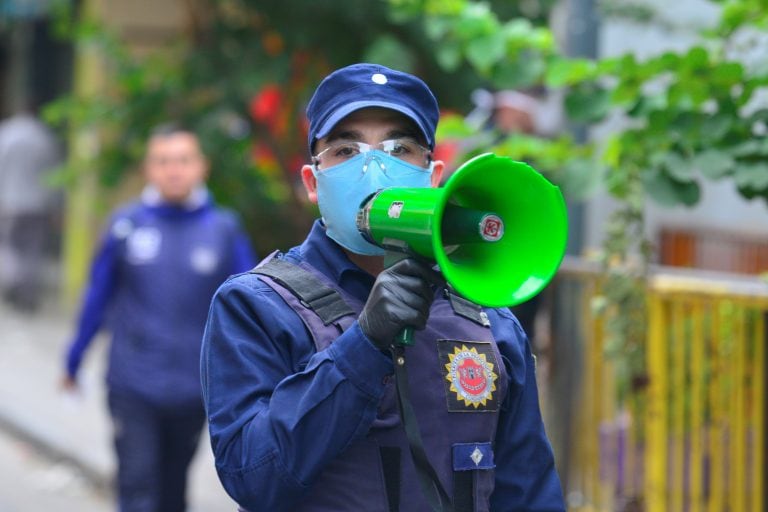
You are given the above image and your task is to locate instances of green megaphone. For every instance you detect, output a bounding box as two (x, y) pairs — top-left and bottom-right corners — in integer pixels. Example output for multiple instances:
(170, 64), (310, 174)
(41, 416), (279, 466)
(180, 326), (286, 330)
(356, 152), (568, 313)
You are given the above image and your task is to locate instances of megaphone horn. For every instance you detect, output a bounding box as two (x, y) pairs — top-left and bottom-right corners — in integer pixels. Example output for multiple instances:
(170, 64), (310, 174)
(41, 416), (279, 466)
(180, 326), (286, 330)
(356, 153), (568, 308)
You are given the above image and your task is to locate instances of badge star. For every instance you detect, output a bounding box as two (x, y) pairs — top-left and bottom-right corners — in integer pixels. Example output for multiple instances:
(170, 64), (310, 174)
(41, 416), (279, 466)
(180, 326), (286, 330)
(471, 447), (484, 466)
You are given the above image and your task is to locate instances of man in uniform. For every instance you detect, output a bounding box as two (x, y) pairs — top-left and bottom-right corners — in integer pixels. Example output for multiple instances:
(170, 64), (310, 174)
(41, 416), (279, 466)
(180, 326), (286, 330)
(201, 63), (564, 512)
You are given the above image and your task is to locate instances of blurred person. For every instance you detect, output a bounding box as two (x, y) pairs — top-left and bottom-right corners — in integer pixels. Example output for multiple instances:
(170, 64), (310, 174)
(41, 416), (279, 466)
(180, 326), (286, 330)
(61, 123), (257, 512)
(466, 87), (563, 139)
(201, 63), (564, 511)
(0, 103), (62, 312)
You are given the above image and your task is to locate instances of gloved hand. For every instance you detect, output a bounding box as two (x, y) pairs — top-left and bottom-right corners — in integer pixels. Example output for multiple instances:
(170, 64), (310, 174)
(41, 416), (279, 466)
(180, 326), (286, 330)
(358, 258), (442, 351)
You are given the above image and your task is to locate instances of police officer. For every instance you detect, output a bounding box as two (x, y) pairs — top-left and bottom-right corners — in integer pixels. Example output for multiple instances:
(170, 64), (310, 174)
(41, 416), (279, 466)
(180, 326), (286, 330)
(201, 63), (565, 512)
(63, 123), (257, 512)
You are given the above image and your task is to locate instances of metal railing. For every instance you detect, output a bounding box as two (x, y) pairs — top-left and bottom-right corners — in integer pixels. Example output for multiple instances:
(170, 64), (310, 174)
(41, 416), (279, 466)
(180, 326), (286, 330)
(545, 256), (768, 512)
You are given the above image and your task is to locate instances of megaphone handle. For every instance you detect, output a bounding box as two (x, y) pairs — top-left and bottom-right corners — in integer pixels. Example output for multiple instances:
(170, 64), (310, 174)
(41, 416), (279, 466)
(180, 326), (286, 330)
(395, 327), (415, 346)
(383, 250), (419, 347)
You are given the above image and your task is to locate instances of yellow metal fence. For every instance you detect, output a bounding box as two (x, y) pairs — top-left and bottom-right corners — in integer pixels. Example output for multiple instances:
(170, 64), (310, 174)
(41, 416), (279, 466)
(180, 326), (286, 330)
(548, 259), (768, 512)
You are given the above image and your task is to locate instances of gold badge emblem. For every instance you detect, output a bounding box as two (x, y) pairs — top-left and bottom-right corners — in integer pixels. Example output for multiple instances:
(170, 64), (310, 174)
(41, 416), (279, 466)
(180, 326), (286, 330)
(444, 344), (498, 409)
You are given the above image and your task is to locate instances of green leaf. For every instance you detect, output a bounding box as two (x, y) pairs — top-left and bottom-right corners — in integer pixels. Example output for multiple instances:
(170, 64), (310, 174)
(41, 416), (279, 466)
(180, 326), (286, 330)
(682, 46), (709, 71)
(465, 32), (507, 72)
(626, 94), (667, 117)
(565, 83), (611, 123)
(424, 17), (453, 40)
(500, 17), (535, 42)
(643, 52), (681, 74)
(700, 114), (733, 142)
(667, 80), (708, 108)
(693, 150), (735, 179)
(494, 54), (545, 88)
(545, 57), (596, 87)
(734, 162), (768, 189)
(559, 158), (603, 200)
(662, 152), (695, 182)
(435, 113), (476, 139)
(729, 139), (768, 157)
(363, 36), (416, 71)
(611, 80), (641, 107)
(435, 43), (462, 72)
(643, 168), (701, 207)
(454, 3), (497, 40)
(711, 61), (744, 86)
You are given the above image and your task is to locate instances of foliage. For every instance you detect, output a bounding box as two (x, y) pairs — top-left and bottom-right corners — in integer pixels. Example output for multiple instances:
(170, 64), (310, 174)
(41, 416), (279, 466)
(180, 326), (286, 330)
(391, 0), (768, 403)
(42, 0), (768, 401)
(44, 0), (506, 252)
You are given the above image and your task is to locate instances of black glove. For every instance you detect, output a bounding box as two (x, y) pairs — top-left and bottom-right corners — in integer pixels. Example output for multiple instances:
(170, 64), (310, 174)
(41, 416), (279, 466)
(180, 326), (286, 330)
(358, 258), (442, 351)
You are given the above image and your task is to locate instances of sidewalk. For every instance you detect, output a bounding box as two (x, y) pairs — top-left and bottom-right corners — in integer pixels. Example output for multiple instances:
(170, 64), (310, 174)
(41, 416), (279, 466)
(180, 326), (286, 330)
(0, 297), (236, 511)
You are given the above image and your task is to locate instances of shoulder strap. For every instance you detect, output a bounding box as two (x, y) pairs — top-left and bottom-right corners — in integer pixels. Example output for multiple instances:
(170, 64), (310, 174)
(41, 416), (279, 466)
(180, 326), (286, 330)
(446, 290), (491, 327)
(249, 258), (355, 326)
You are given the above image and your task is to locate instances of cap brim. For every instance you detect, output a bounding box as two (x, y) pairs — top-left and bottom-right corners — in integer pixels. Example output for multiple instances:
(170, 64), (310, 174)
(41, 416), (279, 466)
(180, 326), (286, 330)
(315, 100), (433, 147)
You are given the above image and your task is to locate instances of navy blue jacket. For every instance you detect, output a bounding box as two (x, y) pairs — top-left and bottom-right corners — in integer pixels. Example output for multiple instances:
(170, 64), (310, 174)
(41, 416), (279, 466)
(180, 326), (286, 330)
(65, 190), (256, 407)
(201, 220), (564, 511)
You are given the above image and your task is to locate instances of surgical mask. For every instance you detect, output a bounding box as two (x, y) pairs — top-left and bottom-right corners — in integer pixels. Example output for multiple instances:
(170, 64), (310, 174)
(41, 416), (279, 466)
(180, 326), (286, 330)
(312, 150), (433, 255)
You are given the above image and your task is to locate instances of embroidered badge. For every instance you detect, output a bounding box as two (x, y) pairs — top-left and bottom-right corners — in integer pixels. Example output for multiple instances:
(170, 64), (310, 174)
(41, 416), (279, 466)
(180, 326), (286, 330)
(126, 227), (161, 264)
(439, 341), (499, 411)
(190, 246), (219, 274)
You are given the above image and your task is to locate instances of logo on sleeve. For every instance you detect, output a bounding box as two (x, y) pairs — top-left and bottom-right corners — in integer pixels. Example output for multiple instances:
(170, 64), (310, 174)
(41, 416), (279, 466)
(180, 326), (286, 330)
(439, 340), (499, 411)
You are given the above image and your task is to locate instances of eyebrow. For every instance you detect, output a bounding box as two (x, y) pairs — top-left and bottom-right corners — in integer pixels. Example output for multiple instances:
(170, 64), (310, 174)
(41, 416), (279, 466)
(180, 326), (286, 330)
(324, 127), (421, 145)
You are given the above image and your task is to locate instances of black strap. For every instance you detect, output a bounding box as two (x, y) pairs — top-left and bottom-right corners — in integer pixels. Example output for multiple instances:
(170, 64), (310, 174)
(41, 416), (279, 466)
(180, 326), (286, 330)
(250, 259), (355, 325)
(392, 345), (454, 512)
(453, 471), (475, 512)
(447, 291), (490, 327)
(379, 446), (401, 512)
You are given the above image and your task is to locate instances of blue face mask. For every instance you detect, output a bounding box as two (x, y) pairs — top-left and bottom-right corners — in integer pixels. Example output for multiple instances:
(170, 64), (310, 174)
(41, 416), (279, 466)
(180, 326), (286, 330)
(312, 150), (434, 255)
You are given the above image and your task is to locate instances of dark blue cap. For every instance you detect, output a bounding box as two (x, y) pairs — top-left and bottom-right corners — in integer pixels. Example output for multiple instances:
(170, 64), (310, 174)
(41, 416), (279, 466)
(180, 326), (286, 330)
(306, 63), (439, 151)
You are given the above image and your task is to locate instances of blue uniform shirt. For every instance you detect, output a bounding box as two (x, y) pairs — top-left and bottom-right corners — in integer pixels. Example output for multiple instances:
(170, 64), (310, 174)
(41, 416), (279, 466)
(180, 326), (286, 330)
(65, 189), (256, 407)
(201, 220), (565, 511)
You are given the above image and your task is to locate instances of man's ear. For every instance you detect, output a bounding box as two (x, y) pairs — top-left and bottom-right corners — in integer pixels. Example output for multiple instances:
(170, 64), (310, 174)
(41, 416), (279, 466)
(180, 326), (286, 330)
(301, 165), (318, 204)
(430, 160), (445, 188)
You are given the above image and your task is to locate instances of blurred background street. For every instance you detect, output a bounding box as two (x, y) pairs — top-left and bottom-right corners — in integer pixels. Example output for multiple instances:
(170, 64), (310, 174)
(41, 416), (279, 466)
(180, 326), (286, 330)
(0, 294), (236, 512)
(2, 0), (768, 511)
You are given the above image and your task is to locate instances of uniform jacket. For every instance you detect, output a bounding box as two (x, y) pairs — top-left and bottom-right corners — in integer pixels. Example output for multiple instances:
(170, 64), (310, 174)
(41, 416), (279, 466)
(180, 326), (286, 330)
(201, 220), (564, 511)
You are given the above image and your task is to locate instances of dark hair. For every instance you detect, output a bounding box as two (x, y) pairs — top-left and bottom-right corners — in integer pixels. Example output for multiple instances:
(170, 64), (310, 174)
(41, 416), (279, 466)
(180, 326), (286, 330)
(148, 122), (196, 139)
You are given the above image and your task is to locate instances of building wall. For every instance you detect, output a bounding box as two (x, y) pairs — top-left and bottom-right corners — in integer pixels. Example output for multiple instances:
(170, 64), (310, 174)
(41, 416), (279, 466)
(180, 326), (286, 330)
(584, 0), (768, 273)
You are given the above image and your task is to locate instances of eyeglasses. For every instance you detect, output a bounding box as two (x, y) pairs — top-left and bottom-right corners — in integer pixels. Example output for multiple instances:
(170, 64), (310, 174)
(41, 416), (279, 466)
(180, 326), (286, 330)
(312, 138), (431, 170)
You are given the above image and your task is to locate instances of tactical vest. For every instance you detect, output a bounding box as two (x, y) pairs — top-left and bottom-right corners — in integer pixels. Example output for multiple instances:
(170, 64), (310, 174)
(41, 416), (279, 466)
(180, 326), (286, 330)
(249, 252), (509, 512)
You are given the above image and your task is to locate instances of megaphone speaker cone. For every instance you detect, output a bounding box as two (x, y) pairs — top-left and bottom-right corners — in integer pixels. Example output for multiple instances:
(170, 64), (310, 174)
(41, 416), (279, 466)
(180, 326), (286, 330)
(357, 153), (568, 308)
(435, 153), (568, 307)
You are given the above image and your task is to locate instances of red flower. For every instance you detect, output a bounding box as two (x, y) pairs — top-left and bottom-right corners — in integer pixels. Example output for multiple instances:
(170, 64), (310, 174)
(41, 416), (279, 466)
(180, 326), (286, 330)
(250, 85), (283, 124)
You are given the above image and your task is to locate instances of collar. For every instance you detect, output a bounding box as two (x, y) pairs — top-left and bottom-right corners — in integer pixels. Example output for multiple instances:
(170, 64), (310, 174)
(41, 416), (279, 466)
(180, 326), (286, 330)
(141, 185), (210, 211)
(296, 220), (375, 301)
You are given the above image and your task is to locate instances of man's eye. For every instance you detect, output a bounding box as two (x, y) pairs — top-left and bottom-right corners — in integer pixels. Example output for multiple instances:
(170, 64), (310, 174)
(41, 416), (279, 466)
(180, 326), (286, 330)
(389, 142), (411, 155)
(335, 144), (360, 158)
